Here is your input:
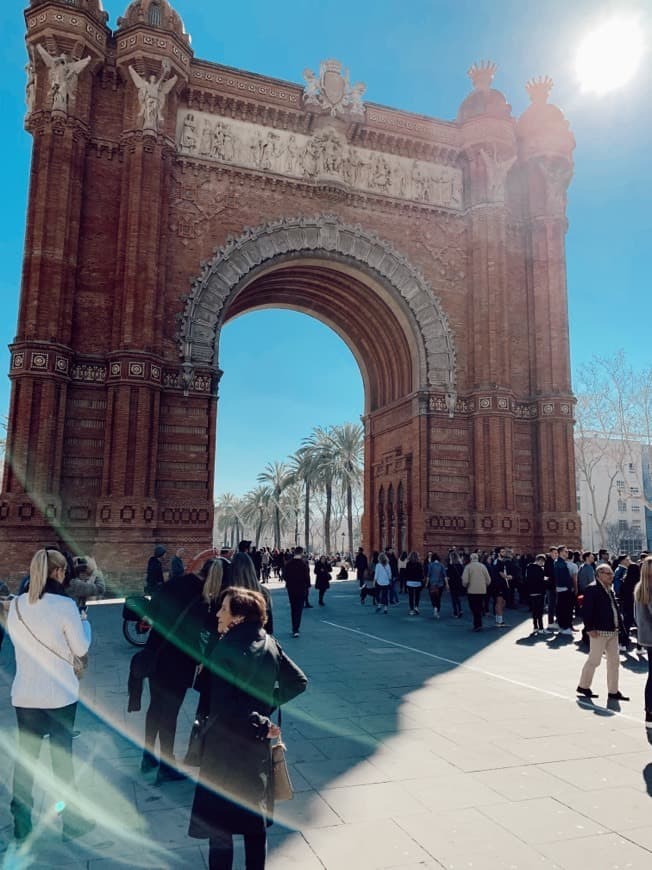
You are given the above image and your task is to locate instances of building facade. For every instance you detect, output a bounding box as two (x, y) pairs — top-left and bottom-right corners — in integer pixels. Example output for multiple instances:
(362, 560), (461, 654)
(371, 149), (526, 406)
(0, 0), (580, 575)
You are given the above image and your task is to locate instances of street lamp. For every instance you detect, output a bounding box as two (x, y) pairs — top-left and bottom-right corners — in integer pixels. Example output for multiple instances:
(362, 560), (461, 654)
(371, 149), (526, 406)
(341, 531), (345, 560)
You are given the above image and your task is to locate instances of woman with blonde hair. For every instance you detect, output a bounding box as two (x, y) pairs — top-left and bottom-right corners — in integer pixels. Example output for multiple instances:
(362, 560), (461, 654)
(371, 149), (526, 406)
(634, 555), (652, 728)
(228, 552), (274, 634)
(7, 548), (93, 842)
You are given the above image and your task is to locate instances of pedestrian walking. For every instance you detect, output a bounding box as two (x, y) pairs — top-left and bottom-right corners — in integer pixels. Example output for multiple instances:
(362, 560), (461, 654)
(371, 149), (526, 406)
(554, 545), (576, 636)
(374, 552), (392, 613)
(447, 552), (464, 618)
(355, 547), (368, 588)
(169, 548), (186, 581)
(145, 545), (166, 594)
(283, 547), (310, 637)
(6, 548), (93, 842)
(634, 555), (652, 728)
(189, 588), (308, 869)
(525, 555), (546, 635)
(426, 554), (446, 619)
(314, 556), (332, 606)
(576, 563), (629, 702)
(404, 551), (425, 615)
(462, 553), (491, 631)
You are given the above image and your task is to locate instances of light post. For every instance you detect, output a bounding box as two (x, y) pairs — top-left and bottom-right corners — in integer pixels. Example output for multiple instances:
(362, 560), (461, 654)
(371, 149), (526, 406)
(341, 531), (345, 560)
(587, 513), (595, 552)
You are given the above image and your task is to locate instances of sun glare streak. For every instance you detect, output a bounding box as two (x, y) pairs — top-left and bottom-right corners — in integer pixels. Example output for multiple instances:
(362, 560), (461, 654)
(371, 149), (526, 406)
(576, 17), (646, 94)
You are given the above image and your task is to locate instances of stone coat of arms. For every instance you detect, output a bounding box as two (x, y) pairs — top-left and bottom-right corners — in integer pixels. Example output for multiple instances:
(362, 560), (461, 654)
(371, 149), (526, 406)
(303, 59), (366, 118)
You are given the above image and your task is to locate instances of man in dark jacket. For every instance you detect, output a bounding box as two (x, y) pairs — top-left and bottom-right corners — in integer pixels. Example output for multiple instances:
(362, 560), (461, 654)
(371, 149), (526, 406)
(145, 545), (166, 594)
(525, 555), (546, 635)
(141, 568), (204, 783)
(355, 547), (369, 588)
(553, 546), (575, 636)
(283, 547), (311, 637)
(576, 563), (629, 702)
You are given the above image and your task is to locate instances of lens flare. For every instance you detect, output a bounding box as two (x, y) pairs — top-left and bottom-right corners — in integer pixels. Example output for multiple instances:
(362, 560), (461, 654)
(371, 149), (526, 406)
(576, 17), (646, 94)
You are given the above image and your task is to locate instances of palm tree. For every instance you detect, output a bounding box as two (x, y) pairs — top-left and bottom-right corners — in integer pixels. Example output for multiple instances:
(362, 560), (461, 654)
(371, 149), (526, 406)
(257, 461), (291, 549)
(240, 485), (271, 547)
(328, 423), (364, 554)
(215, 492), (244, 546)
(289, 446), (321, 551)
(303, 427), (338, 553)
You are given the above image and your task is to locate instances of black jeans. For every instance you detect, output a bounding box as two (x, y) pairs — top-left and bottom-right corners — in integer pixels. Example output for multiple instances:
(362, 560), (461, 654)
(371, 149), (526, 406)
(145, 677), (186, 766)
(468, 594), (484, 629)
(556, 590), (574, 631)
(209, 830), (266, 870)
(646, 652), (652, 713)
(546, 588), (557, 624)
(408, 587), (422, 610)
(288, 595), (304, 633)
(12, 703), (77, 839)
(530, 594), (544, 630)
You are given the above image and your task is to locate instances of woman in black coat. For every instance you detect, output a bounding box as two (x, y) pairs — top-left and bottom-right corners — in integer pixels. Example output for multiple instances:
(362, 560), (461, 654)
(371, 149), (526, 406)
(189, 587), (308, 870)
(314, 555), (332, 606)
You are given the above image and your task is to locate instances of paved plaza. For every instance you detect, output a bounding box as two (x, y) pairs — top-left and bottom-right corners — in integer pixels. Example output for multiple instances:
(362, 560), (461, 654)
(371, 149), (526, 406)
(1, 578), (651, 869)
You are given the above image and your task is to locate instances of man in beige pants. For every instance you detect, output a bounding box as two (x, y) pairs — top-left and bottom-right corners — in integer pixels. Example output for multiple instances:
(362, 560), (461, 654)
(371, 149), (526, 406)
(576, 563), (629, 702)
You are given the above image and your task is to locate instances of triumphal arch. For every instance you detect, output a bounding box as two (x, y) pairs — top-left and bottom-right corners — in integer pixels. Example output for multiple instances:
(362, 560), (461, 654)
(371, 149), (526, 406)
(0, 0), (580, 575)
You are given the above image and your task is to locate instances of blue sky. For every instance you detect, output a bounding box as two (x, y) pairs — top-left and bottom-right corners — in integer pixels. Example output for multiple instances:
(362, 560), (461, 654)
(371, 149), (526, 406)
(0, 0), (650, 496)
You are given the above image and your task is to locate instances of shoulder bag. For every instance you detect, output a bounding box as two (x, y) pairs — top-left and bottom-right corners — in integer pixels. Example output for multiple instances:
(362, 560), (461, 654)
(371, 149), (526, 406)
(265, 634), (294, 801)
(14, 596), (88, 679)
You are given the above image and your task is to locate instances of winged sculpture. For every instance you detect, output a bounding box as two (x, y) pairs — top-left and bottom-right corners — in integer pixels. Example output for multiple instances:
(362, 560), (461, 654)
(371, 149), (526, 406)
(35, 44), (91, 114)
(128, 61), (178, 132)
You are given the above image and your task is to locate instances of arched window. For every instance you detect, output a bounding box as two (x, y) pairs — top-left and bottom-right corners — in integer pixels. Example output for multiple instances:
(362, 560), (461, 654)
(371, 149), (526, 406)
(148, 1), (162, 26)
(378, 487), (385, 550)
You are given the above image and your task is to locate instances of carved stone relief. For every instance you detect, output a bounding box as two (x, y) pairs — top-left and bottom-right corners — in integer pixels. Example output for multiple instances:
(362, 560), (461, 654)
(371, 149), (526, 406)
(180, 215), (457, 393)
(175, 111), (463, 209)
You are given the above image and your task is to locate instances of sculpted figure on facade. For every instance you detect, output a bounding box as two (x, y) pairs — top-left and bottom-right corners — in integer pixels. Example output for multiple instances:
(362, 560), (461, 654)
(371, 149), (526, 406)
(174, 109), (463, 210)
(479, 146), (517, 202)
(129, 59), (178, 132)
(302, 59), (366, 118)
(25, 48), (36, 118)
(35, 45), (91, 115)
(538, 158), (573, 216)
(180, 112), (197, 152)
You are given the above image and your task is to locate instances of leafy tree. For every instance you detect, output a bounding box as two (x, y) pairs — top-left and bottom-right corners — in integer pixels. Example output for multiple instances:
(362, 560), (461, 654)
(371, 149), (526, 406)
(257, 461), (291, 548)
(240, 485), (271, 547)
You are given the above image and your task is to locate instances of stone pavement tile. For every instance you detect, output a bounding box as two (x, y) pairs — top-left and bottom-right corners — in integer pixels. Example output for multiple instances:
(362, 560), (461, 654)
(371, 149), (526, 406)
(266, 830), (325, 869)
(567, 727), (651, 758)
(291, 715), (367, 740)
(368, 747), (458, 780)
(282, 734), (328, 763)
(302, 818), (435, 869)
(88, 845), (207, 869)
(553, 786), (652, 831)
(428, 741), (525, 773)
(537, 833), (652, 869)
(314, 734), (379, 760)
(400, 702), (485, 728)
(480, 796), (606, 843)
(296, 757), (389, 789)
(274, 788), (342, 829)
(359, 712), (424, 735)
(395, 807), (559, 869)
(472, 765), (576, 801)
(505, 734), (600, 764)
(609, 750), (652, 774)
(621, 827), (652, 851)
(319, 781), (426, 823)
(287, 763), (313, 792)
(402, 772), (505, 811)
(542, 757), (648, 791)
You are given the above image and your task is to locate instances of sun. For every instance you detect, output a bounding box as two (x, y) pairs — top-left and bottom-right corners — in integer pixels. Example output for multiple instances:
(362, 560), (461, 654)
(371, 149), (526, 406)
(576, 17), (646, 94)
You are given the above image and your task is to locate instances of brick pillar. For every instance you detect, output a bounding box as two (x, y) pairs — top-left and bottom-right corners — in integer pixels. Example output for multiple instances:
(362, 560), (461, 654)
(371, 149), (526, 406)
(517, 77), (579, 548)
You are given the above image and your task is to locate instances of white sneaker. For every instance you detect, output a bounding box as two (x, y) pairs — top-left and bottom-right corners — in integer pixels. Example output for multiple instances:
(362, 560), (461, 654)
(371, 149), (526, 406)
(434, 610), (439, 619)
(409, 609), (416, 616)
(415, 607), (420, 615)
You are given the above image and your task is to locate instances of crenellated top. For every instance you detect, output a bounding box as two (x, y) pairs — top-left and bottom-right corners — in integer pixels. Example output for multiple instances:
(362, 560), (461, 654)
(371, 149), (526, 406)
(29, 0), (109, 26)
(517, 76), (575, 161)
(117, 0), (190, 46)
(457, 61), (512, 123)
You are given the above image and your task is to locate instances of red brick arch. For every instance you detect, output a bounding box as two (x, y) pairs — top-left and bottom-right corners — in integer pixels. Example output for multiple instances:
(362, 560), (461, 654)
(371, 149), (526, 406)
(180, 215), (457, 411)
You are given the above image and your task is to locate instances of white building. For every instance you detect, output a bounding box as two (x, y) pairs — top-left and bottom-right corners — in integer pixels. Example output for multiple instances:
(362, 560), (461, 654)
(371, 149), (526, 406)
(575, 435), (651, 554)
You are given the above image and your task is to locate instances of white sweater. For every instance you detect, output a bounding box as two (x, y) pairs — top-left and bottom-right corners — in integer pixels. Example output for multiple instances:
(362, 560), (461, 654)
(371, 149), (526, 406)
(8, 593), (91, 709)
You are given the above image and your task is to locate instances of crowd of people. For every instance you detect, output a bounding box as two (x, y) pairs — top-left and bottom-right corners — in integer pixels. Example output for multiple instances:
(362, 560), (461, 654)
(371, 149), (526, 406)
(2, 543), (308, 869)
(2, 536), (652, 868)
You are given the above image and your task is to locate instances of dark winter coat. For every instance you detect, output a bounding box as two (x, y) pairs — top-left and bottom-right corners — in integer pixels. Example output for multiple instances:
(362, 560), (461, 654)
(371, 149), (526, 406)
(283, 557), (311, 598)
(314, 561), (332, 590)
(145, 555), (164, 594)
(582, 581), (624, 634)
(188, 622), (308, 839)
(355, 552), (369, 580)
(145, 572), (205, 689)
(525, 562), (547, 597)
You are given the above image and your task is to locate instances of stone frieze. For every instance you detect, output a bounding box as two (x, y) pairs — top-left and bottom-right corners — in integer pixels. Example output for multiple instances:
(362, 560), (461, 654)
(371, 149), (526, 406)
(175, 110), (463, 209)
